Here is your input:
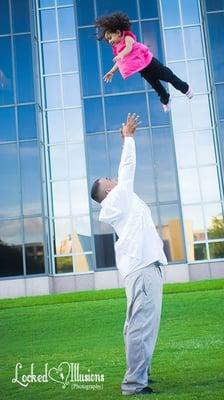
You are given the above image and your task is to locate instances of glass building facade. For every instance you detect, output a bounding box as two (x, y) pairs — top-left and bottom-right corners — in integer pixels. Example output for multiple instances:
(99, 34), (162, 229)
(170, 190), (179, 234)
(0, 0), (223, 283)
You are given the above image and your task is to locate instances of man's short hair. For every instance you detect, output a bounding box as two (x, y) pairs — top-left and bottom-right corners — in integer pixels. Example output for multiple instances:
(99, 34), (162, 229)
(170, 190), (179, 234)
(91, 179), (101, 203)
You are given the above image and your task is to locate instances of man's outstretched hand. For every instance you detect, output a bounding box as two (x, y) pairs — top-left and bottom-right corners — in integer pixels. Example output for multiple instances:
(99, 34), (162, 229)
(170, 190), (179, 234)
(120, 113), (141, 139)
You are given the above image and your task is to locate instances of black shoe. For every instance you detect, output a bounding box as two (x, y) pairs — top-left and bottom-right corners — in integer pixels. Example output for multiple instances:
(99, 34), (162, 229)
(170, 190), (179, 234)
(136, 387), (155, 395)
(122, 386), (157, 396)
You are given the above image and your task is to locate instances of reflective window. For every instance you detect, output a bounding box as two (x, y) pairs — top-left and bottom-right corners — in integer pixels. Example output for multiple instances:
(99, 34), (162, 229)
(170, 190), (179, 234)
(47, 110), (64, 143)
(96, 0), (138, 20)
(65, 108), (84, 142)
(24, 217), (45, 274)
(161, 0), (180, 27)
(57, 0), (73, 5)
(42, 42), (59, 74)
(199, 166), (221, 202)
(68, 143), (86, 179)
(179, 168), (201, 204)
(84, 98), (104, 133)
(52, 181), (70, 217)
(0, 37), (14, 106)
(86, 134), (108, 186)
(58, 7), (76, 39)
(107, 132), (124, 178)
(184, 27), (203, 59)
(152, 127), (178, 202)
(209, 242), (224, 259)
(181, 0), (199, 25)
(160, 204), (185, 262)
(14, 35), (34, 103)
(148, 91), (170, 126)
(0, 107), (16, 142)
(220, 122), (224, 169)
(73, 215), (92, 253)
(207, 13), (224, 82)
(172, 97), (192, 131)
(183, 205), (206, 241)
(204, 203), (224, 240)
(165, 29), (184, 61)
(139, 0), (158, 18)
(205, 0), (224, 12)
(55, 256), (73, 273)
(60, 40), (78, 72)
(39, 0), (55, 6)
(0, 0), (10, 35)
(12, 0), (30, 33)
(0, 219), (23, 277)
(70, 179), (89, 215)
(94, 233), (116, 268)
(194, 243), (207, 261)
(49, 145), (68, 180)
(141, 20), (163, 62)
(105, 93), (148, 131)
(44, 75), (62, 108)
(40, 9), (57, 41)
(73, 253), (93, 272)
(216, 84), (224, 120)
(78, 27), (101, 96)
(76, 0), (95, 26)
(0, 144), (21, 218)
(53, 218), (72, 255)
(188, 60), (207, 93)
(175, 133), (197, 167)
(62, 74), (81, 107)
(92, 208), (116, 265)
(191, 95), (211, 130)
(18, 105), (37, 140)
(195, 131), (216, 165)
(20, 141), (42, 215)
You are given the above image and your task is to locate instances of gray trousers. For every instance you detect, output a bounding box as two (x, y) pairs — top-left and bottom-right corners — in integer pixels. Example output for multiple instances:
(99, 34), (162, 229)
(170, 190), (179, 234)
(121, 262), (163, 395)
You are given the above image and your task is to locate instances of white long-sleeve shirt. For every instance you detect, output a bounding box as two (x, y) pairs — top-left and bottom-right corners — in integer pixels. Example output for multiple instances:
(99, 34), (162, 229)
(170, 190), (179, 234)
(99, 136), (168, 278)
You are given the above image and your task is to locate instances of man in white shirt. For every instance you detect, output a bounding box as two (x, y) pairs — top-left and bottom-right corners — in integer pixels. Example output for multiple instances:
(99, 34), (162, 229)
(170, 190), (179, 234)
(91, 113), (168, 396)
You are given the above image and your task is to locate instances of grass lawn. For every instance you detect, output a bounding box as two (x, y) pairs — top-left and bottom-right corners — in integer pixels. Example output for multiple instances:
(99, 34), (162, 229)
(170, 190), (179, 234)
(0, 279), (224, 399)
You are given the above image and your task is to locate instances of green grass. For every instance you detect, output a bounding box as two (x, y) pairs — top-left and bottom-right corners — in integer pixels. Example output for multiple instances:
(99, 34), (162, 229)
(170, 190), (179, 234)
(0, 279), (224, 399)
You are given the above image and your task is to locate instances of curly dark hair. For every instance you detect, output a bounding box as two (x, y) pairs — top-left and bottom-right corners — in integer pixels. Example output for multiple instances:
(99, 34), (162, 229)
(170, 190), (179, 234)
(95, 12), (131, 41)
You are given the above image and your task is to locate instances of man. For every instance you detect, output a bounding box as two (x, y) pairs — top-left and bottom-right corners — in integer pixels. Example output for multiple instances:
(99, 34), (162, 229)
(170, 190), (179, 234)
(91, 113), (168, 396)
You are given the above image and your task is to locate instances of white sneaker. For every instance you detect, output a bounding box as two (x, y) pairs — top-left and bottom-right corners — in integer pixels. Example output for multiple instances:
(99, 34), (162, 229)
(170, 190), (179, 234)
(185, 87), (193, 99)
(162, 100), (171, 112)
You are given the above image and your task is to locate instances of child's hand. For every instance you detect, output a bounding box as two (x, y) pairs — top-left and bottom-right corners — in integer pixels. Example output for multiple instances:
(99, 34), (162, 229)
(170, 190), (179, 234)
(113, 54), (123, 62)
(103, 71), (114, 83)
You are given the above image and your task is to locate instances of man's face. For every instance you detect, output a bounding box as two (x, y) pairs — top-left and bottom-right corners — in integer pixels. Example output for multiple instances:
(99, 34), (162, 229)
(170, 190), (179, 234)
(99, 177), (118, 201)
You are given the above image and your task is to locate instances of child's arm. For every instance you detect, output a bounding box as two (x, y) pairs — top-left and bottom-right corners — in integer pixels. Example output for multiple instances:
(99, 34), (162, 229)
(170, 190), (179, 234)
(103, 63), (119, 83)
(113, 36), (135, 62)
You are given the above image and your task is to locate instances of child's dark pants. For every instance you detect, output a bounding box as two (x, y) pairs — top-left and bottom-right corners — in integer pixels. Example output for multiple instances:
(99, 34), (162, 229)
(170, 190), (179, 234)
(140, 57), (189, 105)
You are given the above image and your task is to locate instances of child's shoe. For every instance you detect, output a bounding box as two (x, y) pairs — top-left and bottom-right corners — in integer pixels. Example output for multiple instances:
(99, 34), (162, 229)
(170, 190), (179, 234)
(185, 86), (193, 99)
(162, 100), (171, 112)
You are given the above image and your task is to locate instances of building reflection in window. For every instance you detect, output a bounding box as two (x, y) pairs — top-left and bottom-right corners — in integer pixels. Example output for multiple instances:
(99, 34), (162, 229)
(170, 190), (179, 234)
(24, 217), (45, 274)
(0, 219), (23, 277)
(55, 256), (73, 273)
(160, 204), (185, 262)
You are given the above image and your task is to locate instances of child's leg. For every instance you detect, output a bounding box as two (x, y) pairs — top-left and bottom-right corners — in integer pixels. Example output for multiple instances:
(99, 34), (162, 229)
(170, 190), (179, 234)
(151, 57), (189, 94)
(140, 67), (170, 105)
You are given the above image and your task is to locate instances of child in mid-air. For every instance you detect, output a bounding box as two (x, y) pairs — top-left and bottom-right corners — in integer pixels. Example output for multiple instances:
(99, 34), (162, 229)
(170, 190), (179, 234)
(95, 12), (193, 112)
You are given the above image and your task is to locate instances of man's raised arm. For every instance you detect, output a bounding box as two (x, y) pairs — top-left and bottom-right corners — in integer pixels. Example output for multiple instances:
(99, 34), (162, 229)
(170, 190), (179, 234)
(117, 113), (140, 191)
